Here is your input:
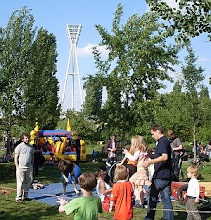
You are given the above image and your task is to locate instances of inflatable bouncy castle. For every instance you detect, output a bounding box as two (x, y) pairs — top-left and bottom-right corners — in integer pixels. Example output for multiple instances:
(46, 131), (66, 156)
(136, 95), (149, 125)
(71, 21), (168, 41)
(30, 119), (86, 162)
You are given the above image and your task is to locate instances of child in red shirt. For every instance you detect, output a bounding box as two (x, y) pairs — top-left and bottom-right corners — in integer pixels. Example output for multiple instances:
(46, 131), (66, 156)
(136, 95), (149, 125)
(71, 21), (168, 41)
(109, 165), (134, 220)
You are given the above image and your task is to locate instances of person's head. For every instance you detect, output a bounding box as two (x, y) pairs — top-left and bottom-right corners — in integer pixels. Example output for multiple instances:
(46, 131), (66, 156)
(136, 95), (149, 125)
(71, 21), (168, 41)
(124, 144), (131, 151)
(58, 159), (74, 171)
(78, 172), (97, 192)
(110, 134), (116, 142)
(95, 168), (107, 180)
(130, 135), (147, 154)
(50, 153), (54, 157)
(20, 132), (30, 144)
(114, 165), (128, 181)
(99, 165), (107, 172)
(167, 130), (176, 139)
(187, 164), (199, 178)
(151, 125), (164, 141)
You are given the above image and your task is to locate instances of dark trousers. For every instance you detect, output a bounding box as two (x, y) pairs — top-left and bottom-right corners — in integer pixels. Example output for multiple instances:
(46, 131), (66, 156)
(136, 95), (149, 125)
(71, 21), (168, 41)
(186, 198), (201, 220)
(127, 164), (137, 178)
(173, 155), (181, 181)
(144, 179), (174, 220)
(34, 158), (40, 176)
(76, 147), (80, 165)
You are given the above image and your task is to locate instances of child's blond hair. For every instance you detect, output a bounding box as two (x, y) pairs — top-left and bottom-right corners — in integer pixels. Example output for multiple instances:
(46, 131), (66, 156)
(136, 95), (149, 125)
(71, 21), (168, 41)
(187, 164), (199, 177)
(129, 135), (148, 155)
(114, 165), (128, 181)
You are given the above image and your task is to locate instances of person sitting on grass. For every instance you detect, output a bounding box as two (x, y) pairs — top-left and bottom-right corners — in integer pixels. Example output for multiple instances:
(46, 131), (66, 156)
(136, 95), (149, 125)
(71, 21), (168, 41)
(95, 168), (112, 202)
(57, 172), (102, 220)
(96, 168), (113, 212)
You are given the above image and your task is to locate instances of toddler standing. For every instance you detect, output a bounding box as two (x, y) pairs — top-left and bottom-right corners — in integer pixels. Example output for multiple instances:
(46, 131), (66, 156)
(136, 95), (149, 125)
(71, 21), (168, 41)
(186, 164), (201, 220)
(109, 165), (134, 220)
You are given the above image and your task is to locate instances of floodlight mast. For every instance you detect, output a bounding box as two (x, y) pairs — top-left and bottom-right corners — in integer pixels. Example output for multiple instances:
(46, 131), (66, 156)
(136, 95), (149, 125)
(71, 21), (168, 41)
(62, 24), (83, 111)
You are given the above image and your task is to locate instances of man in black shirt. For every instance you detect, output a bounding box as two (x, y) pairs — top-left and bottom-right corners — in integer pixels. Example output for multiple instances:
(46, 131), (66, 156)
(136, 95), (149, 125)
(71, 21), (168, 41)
(143, 125), (174, 220)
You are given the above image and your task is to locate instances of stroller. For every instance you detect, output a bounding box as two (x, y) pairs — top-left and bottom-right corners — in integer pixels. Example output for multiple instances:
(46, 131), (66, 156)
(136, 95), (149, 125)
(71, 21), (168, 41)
(106, 148), (123, 183)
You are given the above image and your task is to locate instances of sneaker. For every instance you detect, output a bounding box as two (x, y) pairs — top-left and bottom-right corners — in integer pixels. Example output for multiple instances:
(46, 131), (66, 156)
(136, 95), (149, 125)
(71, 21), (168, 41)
(133, 203), (144, 208)
(16, 199), (23, 203)
(143, 204), (148, 209)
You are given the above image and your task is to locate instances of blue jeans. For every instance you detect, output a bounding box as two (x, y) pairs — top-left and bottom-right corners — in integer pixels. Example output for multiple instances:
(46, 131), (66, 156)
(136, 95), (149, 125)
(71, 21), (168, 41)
(144, 179), (174, 220)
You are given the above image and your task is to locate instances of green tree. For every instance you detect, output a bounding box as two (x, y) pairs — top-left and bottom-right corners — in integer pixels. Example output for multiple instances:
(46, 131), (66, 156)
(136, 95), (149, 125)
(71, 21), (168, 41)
(66, 110), (97, 142)
(84, 4), (179, 144)
(146, 0), (211, 43)
(23, 28), (60, 130)
(197, 86), (211, 142)
(154, 87), (192, 141)
(181, 46), (205, 160)
(83, 74), (104, 119)
(0, 7), (35, 134)
(0, 7), (60, 135)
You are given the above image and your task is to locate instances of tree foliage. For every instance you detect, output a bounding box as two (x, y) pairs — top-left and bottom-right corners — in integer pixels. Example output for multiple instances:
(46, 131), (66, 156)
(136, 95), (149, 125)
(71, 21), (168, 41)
(23, 28), (60, 130)
(66, 110), (98, 142)
(146, 0), (211, 43)
(0, 7), (60, 134)
(83, 4), (179, 144)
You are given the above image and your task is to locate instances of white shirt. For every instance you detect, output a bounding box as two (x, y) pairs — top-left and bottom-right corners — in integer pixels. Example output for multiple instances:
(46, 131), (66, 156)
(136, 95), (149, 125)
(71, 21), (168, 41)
(187, 177), (200, 198)
(125, 150), (141, 161)
(96, 180), (111, 202)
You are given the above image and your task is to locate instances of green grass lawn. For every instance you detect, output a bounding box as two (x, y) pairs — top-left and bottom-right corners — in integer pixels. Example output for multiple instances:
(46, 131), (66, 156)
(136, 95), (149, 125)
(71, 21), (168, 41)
(0, 145), (211, 220)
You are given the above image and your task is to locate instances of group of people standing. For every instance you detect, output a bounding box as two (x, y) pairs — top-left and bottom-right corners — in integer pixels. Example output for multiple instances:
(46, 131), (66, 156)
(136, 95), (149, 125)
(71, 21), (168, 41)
(99, 125), (201, 220)
(13, 125), (203, 220)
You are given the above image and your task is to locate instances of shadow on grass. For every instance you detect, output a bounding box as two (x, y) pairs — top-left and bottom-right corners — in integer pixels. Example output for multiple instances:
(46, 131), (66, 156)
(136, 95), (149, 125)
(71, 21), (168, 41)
(0, 162), (16, 184)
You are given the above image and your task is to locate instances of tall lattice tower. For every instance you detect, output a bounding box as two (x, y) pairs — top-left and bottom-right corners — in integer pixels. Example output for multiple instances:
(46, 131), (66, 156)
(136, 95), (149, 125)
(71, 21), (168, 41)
(62, 24), (83, 110)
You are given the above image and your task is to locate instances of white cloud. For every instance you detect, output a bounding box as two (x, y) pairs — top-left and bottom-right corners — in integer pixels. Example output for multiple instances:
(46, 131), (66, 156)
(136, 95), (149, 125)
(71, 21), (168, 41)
(77, 43), (109, 57)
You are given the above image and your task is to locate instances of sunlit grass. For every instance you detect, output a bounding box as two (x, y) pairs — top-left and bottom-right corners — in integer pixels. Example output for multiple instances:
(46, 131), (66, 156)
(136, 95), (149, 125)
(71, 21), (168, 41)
(0, 145), (211, 219)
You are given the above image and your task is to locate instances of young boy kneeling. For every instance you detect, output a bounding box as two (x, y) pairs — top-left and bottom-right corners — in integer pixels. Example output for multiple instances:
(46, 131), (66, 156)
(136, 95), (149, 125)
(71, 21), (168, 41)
(57, 172), (102, 220)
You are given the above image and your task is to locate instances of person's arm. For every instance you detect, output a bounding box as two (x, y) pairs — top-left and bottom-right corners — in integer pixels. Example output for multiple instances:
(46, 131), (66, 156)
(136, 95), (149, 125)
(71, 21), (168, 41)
(57, 198), (68, 213)
(109, 200), (114, 213)
(124, 150), (140, 161)
(31, 154), (34, 166)
(99, 180), (112, 195)
(109, 184), (117, 212)
(105, 141), (111, 152)
(172, 138), (183, 151)
(172, 144), (183, 151)
(143, 153), (168, 168)
(14, 154), (19, 169)
(118, 156), (127, 165)
(195, 180), (200, 203)
(98, 198), (103, 213)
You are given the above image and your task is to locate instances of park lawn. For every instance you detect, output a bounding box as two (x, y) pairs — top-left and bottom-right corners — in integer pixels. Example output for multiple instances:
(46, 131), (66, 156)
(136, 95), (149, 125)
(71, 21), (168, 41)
(0, 145), (211, 220)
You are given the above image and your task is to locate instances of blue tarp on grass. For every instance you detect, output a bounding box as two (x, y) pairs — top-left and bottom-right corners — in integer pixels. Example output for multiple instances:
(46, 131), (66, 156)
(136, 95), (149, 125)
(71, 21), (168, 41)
(28, 183), (82, 206)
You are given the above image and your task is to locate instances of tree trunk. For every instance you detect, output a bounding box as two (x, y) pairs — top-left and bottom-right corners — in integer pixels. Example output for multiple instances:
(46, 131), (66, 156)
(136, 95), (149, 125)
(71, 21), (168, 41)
(193, 123), (197, 161)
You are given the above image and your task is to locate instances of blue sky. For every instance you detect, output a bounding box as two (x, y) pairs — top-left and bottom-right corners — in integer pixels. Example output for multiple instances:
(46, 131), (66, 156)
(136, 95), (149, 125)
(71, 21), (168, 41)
(1, 0), (210, 110)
